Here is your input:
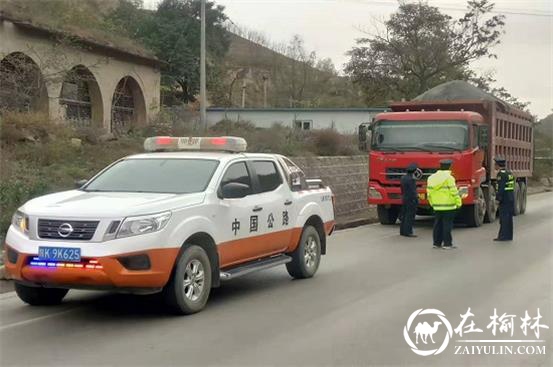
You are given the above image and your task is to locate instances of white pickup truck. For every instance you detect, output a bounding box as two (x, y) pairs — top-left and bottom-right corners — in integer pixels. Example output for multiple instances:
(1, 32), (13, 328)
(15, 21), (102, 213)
(4, 136), (335, 314)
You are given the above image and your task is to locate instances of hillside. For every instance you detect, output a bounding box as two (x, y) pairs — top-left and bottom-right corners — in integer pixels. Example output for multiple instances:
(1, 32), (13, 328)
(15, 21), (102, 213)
(1, 0), (363, 108)
(535, 113), (552, 154)
(222, 33), (364, 108)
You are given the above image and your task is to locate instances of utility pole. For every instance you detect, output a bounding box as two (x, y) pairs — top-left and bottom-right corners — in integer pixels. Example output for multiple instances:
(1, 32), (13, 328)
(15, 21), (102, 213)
(200, 0), (207, 132)
(241, 80), (246, 108)
(262, 74), (268, 108)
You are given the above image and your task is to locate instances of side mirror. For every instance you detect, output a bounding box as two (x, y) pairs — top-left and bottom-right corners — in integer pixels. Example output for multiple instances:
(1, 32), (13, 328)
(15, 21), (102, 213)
(478, 126), (489, 149)
(358, 123), (372, 151)
(358, 125), (366, 151)
(75, 179), (88, 189)
(221, 182), (251, 199)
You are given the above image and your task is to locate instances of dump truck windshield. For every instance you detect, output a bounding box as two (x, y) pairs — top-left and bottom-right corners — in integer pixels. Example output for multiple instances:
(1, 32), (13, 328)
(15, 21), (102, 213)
(371, 120), (469, 152)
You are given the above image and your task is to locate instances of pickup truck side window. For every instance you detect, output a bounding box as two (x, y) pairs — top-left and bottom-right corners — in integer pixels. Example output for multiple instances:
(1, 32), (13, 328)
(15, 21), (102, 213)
(252, 161), (282, 193)
(221, 162), (252, 194)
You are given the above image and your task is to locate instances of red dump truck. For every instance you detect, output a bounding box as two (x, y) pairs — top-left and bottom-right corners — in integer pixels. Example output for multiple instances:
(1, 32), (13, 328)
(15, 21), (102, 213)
(359, 81), (534, 227)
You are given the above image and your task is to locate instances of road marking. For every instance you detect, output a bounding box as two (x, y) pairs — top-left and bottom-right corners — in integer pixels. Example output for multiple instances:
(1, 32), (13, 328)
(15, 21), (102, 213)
(0, 308), (77, 332)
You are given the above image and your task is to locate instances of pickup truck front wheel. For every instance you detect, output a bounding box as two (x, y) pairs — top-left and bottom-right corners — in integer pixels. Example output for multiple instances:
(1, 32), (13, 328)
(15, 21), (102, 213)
(14, 283), (68, 305)
(163, 245), (212, 315)
(286, 225), (321, 279)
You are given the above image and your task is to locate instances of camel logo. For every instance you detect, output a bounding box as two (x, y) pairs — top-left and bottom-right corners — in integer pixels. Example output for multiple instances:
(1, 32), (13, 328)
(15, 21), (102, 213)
(403, 308), (453, 356)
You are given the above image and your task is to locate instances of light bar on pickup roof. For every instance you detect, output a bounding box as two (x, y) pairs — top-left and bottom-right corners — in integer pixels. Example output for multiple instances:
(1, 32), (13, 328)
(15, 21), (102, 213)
(144, 136), (247, 152)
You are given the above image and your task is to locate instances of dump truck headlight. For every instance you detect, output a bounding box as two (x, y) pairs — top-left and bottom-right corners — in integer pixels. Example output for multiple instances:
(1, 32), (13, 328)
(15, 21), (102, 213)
(368, 186), (383, 199)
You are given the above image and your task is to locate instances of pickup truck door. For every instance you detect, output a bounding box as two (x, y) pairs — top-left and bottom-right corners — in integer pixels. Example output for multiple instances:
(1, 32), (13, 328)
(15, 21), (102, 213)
(249, 160), (298, 253)
(216, 161), (265, 268)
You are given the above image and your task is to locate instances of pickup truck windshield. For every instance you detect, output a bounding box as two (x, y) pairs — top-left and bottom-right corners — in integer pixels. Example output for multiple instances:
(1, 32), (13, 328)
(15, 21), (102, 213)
(372, 120), (469, 151)
(84, 159), (219, 194)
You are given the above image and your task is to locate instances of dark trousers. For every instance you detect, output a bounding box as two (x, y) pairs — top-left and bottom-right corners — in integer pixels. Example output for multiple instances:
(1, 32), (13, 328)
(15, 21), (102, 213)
(433, 210), (456, 247)
(400, 204), (416, 235)
(497, 200), (514, 240)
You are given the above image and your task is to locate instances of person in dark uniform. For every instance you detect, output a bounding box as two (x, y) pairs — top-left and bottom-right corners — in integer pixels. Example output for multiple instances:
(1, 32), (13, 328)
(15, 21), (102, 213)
(400, 163), (419, 237)
(494, 157), (515, 241)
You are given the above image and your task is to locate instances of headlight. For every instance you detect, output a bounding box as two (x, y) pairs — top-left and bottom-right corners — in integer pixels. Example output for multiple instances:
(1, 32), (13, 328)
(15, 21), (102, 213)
(458, 186), (470, 199)
(368, 186), (383, 199)
(12, 210), (29, 235)
(116, 211), (171, 239)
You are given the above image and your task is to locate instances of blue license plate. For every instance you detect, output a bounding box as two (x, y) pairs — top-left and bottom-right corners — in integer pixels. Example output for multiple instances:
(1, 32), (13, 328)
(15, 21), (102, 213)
(38, 247), (81, 262)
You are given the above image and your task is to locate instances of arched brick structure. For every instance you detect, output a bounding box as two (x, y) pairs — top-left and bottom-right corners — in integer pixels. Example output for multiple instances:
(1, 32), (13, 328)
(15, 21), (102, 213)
(59, 65), (103, 128)
(0, 51), (48, 114)
(1, 15), (161, 131)
(111, 76), (147, 134)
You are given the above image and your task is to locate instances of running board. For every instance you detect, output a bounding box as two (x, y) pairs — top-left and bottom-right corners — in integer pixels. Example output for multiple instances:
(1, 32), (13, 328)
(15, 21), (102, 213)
(220, 254), (292, 281)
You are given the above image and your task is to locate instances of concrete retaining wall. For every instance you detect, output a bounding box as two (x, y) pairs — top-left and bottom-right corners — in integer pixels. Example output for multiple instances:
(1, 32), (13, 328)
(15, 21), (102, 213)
(293, 155), (369, 218)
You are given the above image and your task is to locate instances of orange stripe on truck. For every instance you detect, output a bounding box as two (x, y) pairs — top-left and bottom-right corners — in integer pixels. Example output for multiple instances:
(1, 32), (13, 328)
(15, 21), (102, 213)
(5, 220), (335, 289)
(218, 228), (302, 268)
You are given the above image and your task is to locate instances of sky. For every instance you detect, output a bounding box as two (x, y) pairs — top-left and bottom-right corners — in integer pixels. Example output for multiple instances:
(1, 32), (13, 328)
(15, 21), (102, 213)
(144, 0), (553, 118)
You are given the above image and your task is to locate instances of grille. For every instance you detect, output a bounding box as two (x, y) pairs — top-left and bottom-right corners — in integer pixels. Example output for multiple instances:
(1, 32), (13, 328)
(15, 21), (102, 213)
(38, 219), (99, 240)
(385, 167), (437, 181)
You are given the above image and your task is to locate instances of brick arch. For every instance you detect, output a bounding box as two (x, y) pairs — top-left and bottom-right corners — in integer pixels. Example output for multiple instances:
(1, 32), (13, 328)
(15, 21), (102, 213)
(59, 65), (103, 128)
(111, 76), (147, 134)
(0, 51), (49, 113)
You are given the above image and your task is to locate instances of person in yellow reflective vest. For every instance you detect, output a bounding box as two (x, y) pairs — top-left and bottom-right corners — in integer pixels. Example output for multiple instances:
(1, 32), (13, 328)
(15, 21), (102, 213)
(426, 159), (462, 249)
(494, 157), (515, 241)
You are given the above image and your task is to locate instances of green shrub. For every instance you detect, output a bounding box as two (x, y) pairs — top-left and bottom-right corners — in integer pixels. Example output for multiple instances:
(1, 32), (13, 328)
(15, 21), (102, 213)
(0, 179), (49, 235)
(310, 129), (357, 156)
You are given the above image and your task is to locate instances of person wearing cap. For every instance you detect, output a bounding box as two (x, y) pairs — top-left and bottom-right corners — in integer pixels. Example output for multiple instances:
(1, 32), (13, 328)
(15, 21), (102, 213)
(494, 157), (515, 241)
(400, 163), (419, 237)
(426, 159), (462, 249)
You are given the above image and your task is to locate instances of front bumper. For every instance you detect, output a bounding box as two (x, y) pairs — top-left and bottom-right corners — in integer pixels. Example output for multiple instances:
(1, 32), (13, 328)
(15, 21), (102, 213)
(4, 229), (179, 289)
(367, 182), (429, 205)
(367, 181), (474, 206)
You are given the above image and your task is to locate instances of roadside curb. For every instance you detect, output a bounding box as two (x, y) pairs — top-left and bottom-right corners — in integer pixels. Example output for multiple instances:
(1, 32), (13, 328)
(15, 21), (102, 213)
(336, 217), (379, 230)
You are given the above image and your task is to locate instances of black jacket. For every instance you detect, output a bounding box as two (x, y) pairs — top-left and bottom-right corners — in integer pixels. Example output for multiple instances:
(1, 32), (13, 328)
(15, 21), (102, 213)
(496, 169), (514, 203)
(401, 173), (418, 206)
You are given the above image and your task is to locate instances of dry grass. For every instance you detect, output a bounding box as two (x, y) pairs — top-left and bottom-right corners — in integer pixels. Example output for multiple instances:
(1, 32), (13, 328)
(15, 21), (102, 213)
(1, 0), (155, 59)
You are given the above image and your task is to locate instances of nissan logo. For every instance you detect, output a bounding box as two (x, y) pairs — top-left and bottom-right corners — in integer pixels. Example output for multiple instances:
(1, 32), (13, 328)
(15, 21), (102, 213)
(57, 223), (74, 238)
(413, 168), (424, 180)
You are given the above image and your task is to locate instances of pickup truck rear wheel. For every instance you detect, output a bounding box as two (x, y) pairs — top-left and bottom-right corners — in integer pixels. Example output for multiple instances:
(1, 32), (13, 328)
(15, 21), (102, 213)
(163, 245), (212, 315)
(14, 283), (68, 305)
(286, 225), (321, 279)
(377, 205), (399, 225)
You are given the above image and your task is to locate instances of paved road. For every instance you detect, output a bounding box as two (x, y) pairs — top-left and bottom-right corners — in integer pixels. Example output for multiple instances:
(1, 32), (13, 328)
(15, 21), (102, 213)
(1, 193), (552, 366)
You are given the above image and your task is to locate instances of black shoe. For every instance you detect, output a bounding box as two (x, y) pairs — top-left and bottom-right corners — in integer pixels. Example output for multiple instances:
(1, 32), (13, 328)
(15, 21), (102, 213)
(494, 238), (511, 242)
(405, 234), (417, 238)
